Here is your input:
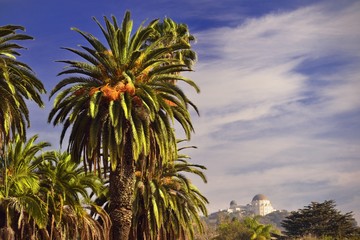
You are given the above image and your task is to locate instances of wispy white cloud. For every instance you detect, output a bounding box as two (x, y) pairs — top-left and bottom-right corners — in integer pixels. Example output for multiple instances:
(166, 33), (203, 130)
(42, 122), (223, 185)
(187, 1), (360, 221)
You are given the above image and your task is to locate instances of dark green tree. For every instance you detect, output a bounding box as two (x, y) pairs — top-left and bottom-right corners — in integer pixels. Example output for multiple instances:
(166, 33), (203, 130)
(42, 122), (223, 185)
(281, 200), (360, 239)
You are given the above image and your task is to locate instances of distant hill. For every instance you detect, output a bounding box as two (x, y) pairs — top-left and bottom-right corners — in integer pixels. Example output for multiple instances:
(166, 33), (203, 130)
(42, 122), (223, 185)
(259, 210), (290, 231)
(204, 209), (290, 232)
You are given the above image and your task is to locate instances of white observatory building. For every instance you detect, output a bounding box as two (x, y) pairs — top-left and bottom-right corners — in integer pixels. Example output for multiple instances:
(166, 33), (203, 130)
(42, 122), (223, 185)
(227, 193), (276, 216)
(251, 194), (275, 216)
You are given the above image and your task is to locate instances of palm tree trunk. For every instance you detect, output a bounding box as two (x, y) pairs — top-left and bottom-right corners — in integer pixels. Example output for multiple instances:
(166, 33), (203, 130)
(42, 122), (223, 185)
(109, 138), (135, 240)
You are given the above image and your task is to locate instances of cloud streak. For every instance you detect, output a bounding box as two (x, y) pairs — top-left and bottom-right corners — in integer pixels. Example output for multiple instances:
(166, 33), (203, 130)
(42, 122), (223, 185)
(186, 1), (360, 221)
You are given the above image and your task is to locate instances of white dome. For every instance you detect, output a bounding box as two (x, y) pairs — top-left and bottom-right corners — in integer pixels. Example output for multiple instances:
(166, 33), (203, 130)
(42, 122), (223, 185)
(252, 194), (268, 201)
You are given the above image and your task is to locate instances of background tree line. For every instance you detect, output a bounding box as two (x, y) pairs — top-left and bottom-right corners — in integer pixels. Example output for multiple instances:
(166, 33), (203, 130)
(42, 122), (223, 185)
(195, 200), (360, 240)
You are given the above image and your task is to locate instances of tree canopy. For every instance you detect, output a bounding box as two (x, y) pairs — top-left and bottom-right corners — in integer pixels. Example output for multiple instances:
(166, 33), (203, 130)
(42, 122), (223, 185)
(211, 216), (279, 240)
(281, 200), (360, 239)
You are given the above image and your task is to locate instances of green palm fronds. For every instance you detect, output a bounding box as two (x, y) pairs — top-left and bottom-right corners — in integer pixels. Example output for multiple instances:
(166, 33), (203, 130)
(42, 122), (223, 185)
(0, 135), (49, 238)
(48, 11), (199, 174)
(38, 151), (110, 240)
(132, 143), (208, 240)
(0, 25), (45, 147)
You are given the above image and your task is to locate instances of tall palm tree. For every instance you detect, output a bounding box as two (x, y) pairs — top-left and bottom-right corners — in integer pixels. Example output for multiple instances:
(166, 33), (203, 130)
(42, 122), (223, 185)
(37, 151), (111, 240)
(0, 25), (45, 152)
(0, 135), (49, 239)
(132, 144), (208, 240)
(48, 11), (199, 239)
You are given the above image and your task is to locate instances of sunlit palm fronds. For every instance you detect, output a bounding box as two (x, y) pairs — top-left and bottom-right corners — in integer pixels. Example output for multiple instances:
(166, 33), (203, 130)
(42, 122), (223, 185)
(0, 25), (45, 147)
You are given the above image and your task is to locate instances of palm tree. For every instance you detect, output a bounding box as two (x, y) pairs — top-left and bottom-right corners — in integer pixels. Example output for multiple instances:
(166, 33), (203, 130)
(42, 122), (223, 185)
(150, 17), (197, 70)
(0, 135), (49, 239)
(243, 216), (278, 240)
(132, 144), (208, 240)
(0, 25), (45, 151)
(0, 135), (110, 240)
(48, 11), (199, 239)
(37, 151), (111, 240)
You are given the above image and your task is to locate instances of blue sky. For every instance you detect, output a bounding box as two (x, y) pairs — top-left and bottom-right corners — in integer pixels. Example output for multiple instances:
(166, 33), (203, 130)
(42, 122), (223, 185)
(1, 0), (360, 222)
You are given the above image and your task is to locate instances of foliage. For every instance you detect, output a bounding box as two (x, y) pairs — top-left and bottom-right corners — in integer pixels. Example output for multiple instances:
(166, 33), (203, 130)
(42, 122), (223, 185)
(259, 210), (289, 231)
(0, 135), (49, 239)
(37, 151), (110, 240)
(48, 10), (200, 239)
(0, 25), (45, 147)
(92, 143), (209, 240)
(48, 11), (199, 174)
(193, 218), (217, 240)
(2, 11), (205, 239)
(243, 216), (279, 240)
(131, 143), (208, 239)
(149, 17), (197, 70)
(281, 200), (360, 239)
(0, 135), (110, 240)
(286, 235), (360, 240)
(212, 216), (279, 240)
(212, 217), (252, 240)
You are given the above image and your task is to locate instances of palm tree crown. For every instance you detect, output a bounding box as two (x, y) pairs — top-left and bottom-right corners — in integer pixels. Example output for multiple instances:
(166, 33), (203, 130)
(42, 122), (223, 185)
(37, 151), (110, 240)
(0, 135), (49, 239)
(0, 136), (110, 240)
(48, 11), (199, 173)
(0, 25), (45, 147)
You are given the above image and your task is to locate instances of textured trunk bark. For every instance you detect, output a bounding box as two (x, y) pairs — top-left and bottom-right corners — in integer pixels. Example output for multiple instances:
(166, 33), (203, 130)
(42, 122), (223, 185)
(109, 139), (135, 240)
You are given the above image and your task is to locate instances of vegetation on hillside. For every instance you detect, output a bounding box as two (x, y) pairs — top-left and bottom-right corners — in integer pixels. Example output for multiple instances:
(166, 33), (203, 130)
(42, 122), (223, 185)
(195, 200), (360, 240)
(282, 200), (360, 239)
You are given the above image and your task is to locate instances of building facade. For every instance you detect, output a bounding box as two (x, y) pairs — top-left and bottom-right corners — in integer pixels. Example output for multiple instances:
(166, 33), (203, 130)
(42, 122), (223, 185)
(251, 194), (275, 216)
(227, 194), (276, 216)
